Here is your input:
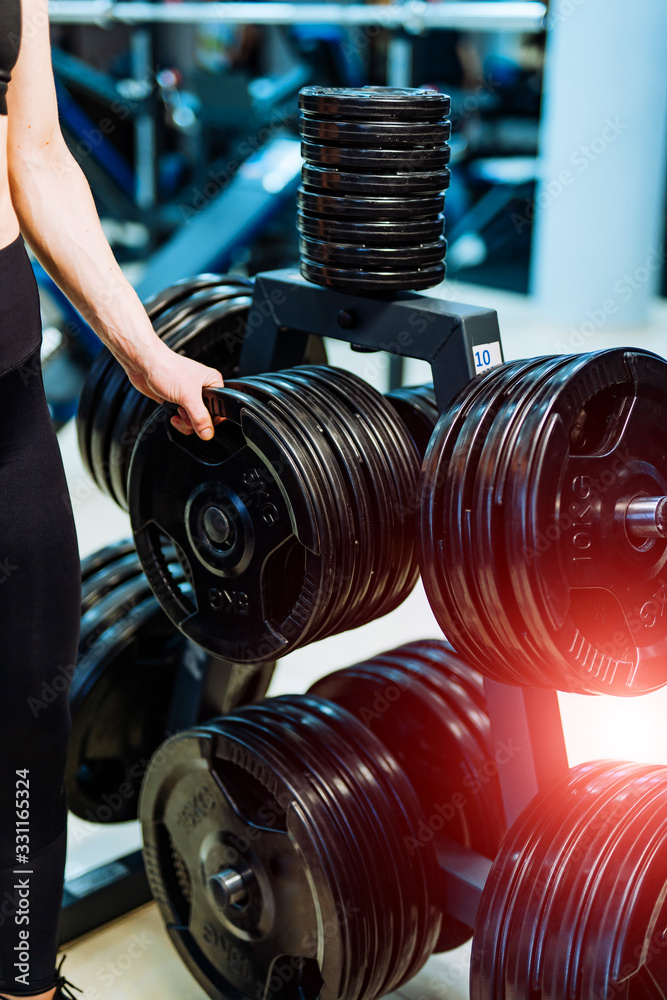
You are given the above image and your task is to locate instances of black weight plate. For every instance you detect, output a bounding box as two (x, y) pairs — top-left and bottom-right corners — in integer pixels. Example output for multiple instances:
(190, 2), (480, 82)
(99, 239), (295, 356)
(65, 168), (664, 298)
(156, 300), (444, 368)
(248, 701), (387, 1000)
(578, 776), (667, 999)
(301, 259), (446, 292)
(277, 369), (394, 626)
(469, 760), (627, 1000)
(249, 372), (376, 633)
(450, 358), (569, 687)
(229, 710), (369, 1000)
(80, 538), (135, 584)
(309, 664), (478, 953)
(108, 389), (157, 512)
(301, 140), (451, 173)
(300, 235), (446, 269)
(515, 764), (666, 1000)
(507, 348), (667, 695)
(78, 557), (181, 659)
(81, 550), (142, 614)
(76, 348), (118, 483)
(108, 297), (252, 511)
(419, 358), (558, 685)
(298, 365), (419, 619)
(377, 649), (507, 857)
(129, 384), (336, 663)
(297, 186), (446, 220)
(302, 163), (451, 197)
(138, 718), (357, 1000)
(298, 695), (440, 991)
(385, 385), (439, 459)
(471, 356), (578, 688)
(110, 300), (328, 513)
(504, 762), (646, 1000)
(300, 116), (451, 148)
(90, 361), (136, 498)
(316, 364), (422, 614)
(150, 284), (250, 342)
(66, 594), (185, 824)
(239, 377), (354, 646)
(400, 638), (487, 713)
(558, 772), (667, 1000)
(297, 210), (445, 246)
(142, 272), (253, 321)
(299, 85), (450, 121)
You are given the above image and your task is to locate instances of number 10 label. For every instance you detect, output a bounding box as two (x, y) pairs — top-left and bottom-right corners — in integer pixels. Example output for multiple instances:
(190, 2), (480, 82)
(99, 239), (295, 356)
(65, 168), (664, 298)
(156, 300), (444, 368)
(473, 342), (502, 374)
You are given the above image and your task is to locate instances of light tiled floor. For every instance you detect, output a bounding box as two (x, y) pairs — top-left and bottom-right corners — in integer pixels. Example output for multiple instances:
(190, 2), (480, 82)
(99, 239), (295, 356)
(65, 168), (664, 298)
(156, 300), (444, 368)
(56, 278), (667, 999)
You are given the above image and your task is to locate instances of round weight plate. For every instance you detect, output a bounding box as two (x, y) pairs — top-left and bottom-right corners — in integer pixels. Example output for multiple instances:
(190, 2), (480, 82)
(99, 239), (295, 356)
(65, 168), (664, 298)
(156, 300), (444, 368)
(108, 296), (252, 510)
(129, 385), (336, 663)
(300, 258), (446, 292)
(470, 356), (578, 687)
(385, 384), (439, 459)
(300, 114), (451, 148)
(297, 210), (445, 247)
(506, 762), (647, 1000)
(81, 538), (135, 584)
(238, 377), (354, 646)
(277, 368), (395, 626)
(138, 717), (359, 1000)
(142, 272), (253, 321)
(507, 349), (667, 695)
(66, 594), (185, 824)
(247, 701), (388, 999)
(419, 358), (558, 686)
(90, 361), (136, 498)
(300, 235), (446, 269)
(301, 140), (451, 173)
(299, 86), (451, 121)
(297, 186), (446, 221)
(298, 365), (420, 619)
(301, 163), (451, 197)
(469, 760), (625, 1000)
(309, 663), (478, 953)
(247, 372), (376, 633)
(81, 550), (143, 614)
(76, 348), (117, 484)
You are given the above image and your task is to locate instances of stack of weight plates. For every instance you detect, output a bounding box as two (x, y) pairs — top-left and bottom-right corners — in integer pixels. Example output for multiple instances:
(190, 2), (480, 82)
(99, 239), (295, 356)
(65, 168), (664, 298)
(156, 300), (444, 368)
(298, 86), (450, 291)
(471, 760), (667, 1000)
(76, 274), (254, 510)
(419, 348), (667, 695)
(385, 383), (439, 458)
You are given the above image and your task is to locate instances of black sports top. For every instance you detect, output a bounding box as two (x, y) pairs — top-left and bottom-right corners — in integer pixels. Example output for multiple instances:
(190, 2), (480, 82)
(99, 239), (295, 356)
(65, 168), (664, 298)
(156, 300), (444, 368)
(0, 0), (21, 114)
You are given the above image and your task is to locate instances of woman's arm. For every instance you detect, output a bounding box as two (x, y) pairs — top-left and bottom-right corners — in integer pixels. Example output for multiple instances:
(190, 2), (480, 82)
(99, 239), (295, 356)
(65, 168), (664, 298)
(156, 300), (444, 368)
(5, 0), (222, 438)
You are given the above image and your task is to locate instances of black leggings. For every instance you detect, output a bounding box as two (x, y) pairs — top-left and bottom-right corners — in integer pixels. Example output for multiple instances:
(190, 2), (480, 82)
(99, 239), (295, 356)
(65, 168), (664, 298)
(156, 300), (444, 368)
(0, 235), (81, 994)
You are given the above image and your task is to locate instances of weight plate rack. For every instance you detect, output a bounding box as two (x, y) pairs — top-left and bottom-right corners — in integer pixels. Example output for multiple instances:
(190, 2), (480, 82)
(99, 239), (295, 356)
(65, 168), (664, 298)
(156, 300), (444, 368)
(68, 86), (667, 1000)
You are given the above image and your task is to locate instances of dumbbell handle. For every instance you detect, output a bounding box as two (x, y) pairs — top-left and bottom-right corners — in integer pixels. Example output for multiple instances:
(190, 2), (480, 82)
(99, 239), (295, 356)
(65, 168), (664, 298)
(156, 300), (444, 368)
(625, 497), (667, 540)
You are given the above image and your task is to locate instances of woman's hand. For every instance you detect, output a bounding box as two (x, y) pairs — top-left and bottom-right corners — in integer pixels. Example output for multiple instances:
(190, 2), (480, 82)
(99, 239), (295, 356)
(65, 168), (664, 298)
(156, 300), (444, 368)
(119, 340), (225, 440)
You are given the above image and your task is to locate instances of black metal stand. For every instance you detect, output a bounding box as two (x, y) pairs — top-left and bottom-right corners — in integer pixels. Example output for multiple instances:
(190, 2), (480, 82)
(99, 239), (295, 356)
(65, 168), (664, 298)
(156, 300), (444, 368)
(58, 266), (570, 945)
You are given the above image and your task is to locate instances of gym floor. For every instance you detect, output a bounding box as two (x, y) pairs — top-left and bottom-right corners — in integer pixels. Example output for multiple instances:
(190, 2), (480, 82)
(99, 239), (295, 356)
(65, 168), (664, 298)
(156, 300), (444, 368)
(56, 276), (667, 1000)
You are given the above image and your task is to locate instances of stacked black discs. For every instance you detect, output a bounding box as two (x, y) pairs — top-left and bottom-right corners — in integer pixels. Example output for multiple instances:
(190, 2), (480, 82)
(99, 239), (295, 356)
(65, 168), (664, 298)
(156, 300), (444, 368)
(385, 382), (439, 458)
(471, 761), (667, 1000)
(138, 694), (441, 1000)
(128, 365), (421, 664)
(67, 539), (277, 824)
(419, 348), (667, 696)
(297, 86), (450, 291)
(308, 638), (507, 953)
(76, 274), (254, 511)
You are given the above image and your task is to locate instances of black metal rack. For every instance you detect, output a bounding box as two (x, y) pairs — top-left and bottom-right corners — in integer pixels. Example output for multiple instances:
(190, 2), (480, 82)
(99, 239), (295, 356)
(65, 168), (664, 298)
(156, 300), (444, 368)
(59, 265), (570, 953)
